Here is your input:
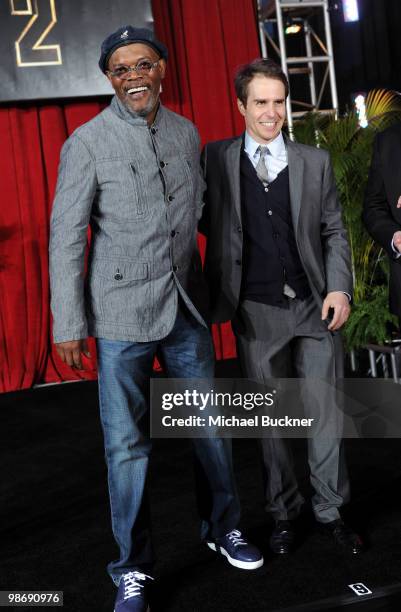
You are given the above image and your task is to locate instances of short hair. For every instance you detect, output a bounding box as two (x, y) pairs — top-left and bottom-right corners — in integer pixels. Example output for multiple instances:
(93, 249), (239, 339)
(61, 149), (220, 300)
(234, 58), (289, 106)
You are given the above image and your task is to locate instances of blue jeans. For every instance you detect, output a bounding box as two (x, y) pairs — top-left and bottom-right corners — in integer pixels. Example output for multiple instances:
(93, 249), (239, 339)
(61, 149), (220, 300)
(97, 303), (240, 585)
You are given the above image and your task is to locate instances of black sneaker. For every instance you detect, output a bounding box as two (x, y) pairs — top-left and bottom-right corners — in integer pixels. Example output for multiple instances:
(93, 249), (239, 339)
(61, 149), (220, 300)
(207, 529), (264, 570)
(114, 571), (154, 612)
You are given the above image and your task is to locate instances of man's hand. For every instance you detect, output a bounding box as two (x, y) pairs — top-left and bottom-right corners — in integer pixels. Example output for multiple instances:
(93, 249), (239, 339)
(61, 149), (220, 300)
(321, 292), (351, 331)
(55, 339), (91, 370)
(393, 230), (401, 253)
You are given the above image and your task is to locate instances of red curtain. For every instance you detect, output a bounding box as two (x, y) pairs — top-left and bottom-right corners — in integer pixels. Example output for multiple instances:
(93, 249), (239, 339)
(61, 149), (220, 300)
(0, 0), (260, 393)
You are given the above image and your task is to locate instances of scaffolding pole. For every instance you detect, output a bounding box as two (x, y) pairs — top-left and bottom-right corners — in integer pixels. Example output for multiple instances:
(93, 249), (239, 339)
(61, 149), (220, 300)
(258, 0), (339, 134)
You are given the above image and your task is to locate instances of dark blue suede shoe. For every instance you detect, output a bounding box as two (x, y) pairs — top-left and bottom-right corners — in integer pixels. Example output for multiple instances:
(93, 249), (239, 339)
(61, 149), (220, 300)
(207, 529), (264, 570)
(114, 571), (154, 612)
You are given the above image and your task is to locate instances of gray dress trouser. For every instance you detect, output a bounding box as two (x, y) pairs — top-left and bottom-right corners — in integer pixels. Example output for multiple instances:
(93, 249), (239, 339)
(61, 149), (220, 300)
(234, 294), (350, 524)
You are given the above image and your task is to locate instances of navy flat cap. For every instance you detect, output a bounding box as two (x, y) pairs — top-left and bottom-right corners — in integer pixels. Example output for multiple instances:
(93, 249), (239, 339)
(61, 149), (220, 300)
(99, 25), (168, 73)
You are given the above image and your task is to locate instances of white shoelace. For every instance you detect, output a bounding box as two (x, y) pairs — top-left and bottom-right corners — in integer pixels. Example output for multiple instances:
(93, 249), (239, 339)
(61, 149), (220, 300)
(122, 571), (154, 600)
(227, 529), (247, 547)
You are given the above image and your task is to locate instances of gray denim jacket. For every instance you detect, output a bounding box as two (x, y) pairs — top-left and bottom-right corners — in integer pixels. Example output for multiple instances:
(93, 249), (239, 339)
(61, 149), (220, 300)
(49, 96), (209, 343)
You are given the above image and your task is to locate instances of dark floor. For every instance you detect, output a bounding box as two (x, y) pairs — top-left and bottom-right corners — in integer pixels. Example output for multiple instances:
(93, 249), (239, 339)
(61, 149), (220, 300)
(1, 361), (401, 612)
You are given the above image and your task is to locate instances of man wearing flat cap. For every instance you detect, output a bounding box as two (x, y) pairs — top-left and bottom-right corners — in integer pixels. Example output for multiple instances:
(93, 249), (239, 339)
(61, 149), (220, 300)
(49, 25), (262, 612)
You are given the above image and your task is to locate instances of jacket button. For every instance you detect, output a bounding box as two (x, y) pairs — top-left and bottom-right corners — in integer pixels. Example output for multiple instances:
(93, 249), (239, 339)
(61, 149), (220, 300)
(173, 265), (179, 272)
(114, 272), (123, 281)
(171, 230), (176, 237)
(167, 195), (174, 202)
(151, 127), (157, 135)
(235, 259), (241, 266)
(237, 226), (242, 233)
(268, 210), (273, 215)
(160, 161), (166, 168)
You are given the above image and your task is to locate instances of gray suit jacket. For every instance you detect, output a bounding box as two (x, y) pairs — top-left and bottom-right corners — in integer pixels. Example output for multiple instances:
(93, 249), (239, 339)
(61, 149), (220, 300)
(49, 96), (209, 343)
(200, 134), (352, 323)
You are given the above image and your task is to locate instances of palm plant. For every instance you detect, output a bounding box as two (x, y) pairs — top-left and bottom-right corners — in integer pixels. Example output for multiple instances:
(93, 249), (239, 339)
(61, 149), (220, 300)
(293, 90), (401, 349)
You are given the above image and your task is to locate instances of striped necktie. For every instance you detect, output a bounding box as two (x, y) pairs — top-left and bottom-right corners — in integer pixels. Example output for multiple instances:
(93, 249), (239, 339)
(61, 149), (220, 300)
(255, 145), (269, 184)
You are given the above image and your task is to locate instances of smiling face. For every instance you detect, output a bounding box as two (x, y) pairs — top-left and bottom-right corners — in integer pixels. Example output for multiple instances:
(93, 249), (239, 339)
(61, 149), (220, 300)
(237, 75), (286, 144)
(107, 42), (166, 124)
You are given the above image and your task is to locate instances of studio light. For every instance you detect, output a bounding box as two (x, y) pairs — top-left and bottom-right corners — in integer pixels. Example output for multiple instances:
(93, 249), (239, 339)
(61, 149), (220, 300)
(342, 0), (359, 22)
(285, 17), (302, 35)
(354, 94), (368, 128)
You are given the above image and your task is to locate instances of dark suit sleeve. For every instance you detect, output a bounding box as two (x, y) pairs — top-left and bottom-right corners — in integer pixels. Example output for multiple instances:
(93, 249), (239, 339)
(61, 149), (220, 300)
(320, 151), (353, 297)
(198, 144), (209, 237)
(362, 134), (401, 259)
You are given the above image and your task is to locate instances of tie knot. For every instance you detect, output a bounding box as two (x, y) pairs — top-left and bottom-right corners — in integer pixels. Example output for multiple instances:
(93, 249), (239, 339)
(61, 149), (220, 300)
(257, 145), (269, 158)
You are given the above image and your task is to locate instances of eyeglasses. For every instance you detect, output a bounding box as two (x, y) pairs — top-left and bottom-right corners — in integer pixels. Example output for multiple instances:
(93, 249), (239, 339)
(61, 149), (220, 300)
(107, 60), (160, 79)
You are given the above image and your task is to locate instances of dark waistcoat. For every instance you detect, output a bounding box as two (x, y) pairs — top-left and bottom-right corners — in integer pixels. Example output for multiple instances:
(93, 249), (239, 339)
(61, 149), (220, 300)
(240, 150), (311, 307)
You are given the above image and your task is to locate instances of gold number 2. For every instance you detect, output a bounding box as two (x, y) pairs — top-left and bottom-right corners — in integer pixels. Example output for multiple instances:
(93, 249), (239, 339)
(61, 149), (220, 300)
(10, 0), (62, 66)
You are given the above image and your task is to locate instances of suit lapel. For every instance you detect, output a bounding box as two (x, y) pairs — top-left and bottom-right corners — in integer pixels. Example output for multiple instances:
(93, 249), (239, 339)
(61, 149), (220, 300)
(223, 137), (243, 221)
(222, 134), (305, 229)
(287, 140), (304, 234)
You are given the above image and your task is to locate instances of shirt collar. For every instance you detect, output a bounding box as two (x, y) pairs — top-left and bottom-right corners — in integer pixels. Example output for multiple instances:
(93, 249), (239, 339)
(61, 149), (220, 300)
(111, 95), (165, 129)
(244, 130), (286, 160)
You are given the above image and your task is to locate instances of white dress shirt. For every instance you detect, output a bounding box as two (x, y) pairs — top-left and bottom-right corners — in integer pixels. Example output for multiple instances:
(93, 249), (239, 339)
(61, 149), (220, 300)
(244, 131), (288, 183)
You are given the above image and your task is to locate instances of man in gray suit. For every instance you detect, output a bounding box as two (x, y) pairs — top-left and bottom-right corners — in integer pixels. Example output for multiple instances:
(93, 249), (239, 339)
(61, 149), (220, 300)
(49, 26), (262, 612)
(200, 58), (363, 556)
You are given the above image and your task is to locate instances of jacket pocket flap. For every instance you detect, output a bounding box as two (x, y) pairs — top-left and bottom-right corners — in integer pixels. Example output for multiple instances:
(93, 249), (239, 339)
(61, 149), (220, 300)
(93, 260), (148, 282)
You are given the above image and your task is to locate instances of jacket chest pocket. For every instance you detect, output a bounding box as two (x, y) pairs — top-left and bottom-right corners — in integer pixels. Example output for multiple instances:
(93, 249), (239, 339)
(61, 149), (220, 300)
(96, 159), (148, 220)
(161, 154), (198, 204)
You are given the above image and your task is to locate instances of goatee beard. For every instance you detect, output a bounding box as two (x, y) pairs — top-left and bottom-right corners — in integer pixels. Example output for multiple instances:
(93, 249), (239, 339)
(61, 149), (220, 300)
(124, 95), (158, 119)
